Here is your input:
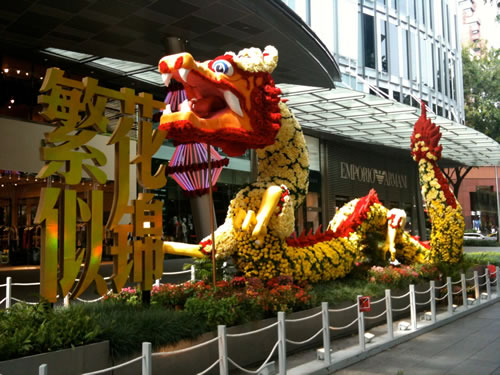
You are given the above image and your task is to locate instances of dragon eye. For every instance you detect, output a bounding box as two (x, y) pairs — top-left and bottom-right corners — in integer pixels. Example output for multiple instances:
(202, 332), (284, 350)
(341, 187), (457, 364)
(211, 60), (234, 76)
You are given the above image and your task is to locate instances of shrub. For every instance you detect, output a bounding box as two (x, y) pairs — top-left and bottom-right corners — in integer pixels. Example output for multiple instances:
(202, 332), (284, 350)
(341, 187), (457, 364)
(368, 265), (420, 288)
(465, 252), (500, 267)
(81, 303), (207, 358)
(464, 239), (498, 247)
(151, 281), (208, 309)
(103, 287), (141, 305)
(0, 302), (102, 361)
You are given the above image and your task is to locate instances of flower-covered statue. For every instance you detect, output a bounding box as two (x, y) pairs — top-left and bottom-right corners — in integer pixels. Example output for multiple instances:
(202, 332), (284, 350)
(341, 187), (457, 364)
(158, 46), (464, 282)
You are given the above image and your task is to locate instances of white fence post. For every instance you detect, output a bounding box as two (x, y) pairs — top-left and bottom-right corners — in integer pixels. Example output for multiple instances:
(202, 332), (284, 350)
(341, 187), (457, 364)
(496, 267), (500, 295)
(321, 302), (331, 366)
(278, 311), (286, 375)
(6, 276), (12, 309)
(474, 271), (480, 301)
(385, 289), (393, 340)
(39, 364), (48, 375)
(446, 277), (453, 314)
(190, 265), (195, 282)
(430, 280), (436, 323)
(461, 274), (467, 310)
(142, 342), (152, 375)
(409, 284), (417, 330)
(64, 294), (70, 308)
(357, 296), (365, 351)
(485, 269), (491, 300)
(218, 325), (228, 375)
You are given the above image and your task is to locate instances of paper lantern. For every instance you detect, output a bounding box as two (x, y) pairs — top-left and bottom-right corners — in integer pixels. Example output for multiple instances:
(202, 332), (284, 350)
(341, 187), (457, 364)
(166, 143), (228, 196)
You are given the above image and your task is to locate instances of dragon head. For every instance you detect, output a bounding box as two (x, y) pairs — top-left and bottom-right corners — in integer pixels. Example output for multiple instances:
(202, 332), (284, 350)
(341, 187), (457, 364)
(158, 46), (282, 156)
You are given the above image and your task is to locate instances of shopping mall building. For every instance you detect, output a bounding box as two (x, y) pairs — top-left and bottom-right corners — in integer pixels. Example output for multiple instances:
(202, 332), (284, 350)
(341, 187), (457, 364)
(1, 0), (499, 266)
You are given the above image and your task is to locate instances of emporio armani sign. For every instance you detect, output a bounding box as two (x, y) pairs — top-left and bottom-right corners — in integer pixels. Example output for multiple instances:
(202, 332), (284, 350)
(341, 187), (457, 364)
(340, 162), (408, 189)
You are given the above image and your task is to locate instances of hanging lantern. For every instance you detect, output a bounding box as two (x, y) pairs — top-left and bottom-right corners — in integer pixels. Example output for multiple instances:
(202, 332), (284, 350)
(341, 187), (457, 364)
(163, 81), (229, 196)
(166, 143), (229, 196)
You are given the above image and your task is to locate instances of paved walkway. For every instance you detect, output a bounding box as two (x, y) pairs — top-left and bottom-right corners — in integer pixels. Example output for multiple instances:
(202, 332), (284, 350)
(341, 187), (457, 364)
(334, 301), (500, 375)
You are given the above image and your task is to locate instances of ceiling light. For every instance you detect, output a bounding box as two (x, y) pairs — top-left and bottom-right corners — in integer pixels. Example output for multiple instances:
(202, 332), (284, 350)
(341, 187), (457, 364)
(7, 106), (11, 109)
(25, 72), (29, 76)
(16, 69), (20, 74)
(3, 68), (8, 73)
(0, 184), (3, 187)
(10, 99), (14, 104)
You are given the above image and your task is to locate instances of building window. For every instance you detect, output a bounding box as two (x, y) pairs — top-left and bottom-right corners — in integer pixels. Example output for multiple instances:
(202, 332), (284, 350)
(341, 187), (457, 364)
(389, 22), (400, 77)
(363, 14), (376, 69)
(410, 30), (418, 81)
(409, 0), (416, 20)
(420, 0), (426, 25)
(399, 0), (407, 16)
(437, 47), (442, 93)
(430, 45), (436, 88)
(402, 29), (410, 79)
(443, 52), (449, 97)
(452, 58), (457, 101)
(420, 35), (428, 85)
(446, 4), (451, 43)
(428, 0), (433, 30)
(380, 19), (388, 72)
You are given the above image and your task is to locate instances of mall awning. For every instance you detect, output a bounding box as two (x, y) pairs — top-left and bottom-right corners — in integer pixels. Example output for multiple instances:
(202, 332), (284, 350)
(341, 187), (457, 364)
(279, 84), (500, 167)
(0, 0), (340, 89)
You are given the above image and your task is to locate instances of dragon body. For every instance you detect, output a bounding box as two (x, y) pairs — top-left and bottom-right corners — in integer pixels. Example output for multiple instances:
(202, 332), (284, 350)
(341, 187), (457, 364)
(158, 46), (464, 283)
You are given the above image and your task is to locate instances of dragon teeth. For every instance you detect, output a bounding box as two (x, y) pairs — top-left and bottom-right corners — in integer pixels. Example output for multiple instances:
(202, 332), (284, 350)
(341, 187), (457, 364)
(161, 73), (172, 87)
(222, 90), (243, 117)
(179, 99), (190, 112)
(178, 68), (190, 83)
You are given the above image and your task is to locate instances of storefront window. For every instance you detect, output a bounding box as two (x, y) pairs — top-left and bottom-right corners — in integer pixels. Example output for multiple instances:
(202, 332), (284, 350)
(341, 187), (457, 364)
(0, 170), (115, 266)
(335, 196), (350, 213)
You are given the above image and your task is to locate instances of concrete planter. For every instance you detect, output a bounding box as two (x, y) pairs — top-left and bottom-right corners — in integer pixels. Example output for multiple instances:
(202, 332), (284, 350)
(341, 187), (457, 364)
(0, 341), (110, 375)
(114, 282), (434, 375)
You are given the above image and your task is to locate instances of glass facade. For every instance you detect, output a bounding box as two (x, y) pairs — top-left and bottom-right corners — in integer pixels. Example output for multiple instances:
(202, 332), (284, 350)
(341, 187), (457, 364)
(282, 0), (464, 123)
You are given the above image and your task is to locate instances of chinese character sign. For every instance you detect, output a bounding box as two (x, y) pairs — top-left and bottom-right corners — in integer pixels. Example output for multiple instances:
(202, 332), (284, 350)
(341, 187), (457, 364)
(35, 68), (166, 302)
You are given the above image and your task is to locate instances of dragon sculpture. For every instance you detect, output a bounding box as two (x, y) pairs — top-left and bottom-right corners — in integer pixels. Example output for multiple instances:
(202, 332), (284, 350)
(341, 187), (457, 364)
(158, 46), (464, 283)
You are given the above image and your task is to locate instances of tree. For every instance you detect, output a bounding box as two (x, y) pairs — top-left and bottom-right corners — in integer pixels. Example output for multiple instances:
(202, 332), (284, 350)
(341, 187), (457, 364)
(442, 166), (474, 197)
(462, 45), (500, 142)
(442, 44), (499, 195)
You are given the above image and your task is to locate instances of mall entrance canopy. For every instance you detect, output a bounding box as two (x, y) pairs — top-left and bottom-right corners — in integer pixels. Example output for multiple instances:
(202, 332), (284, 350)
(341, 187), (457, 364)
(1, 0), (499, 166)
(0, 0), (340, 90)
(280, 84), (500, 167)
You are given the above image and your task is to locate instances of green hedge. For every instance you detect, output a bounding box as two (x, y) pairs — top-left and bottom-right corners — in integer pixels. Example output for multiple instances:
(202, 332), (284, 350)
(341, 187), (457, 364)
(464, 239), (499, 247)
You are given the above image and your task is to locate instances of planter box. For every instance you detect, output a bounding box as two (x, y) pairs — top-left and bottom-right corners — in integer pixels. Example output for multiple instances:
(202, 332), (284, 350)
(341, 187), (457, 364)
(0, 341), (110, 375)
(114, 282), (434, 375)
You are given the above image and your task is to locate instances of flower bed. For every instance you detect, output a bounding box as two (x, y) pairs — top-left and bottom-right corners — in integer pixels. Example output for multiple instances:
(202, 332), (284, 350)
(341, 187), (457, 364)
(106, 275), (314, 330)
(2, 254), (493, 363)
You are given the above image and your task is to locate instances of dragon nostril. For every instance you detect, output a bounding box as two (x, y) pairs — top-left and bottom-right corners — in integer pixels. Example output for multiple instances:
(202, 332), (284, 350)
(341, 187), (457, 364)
(159, 61), (170, 73)
(175, 56), (184, 69)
